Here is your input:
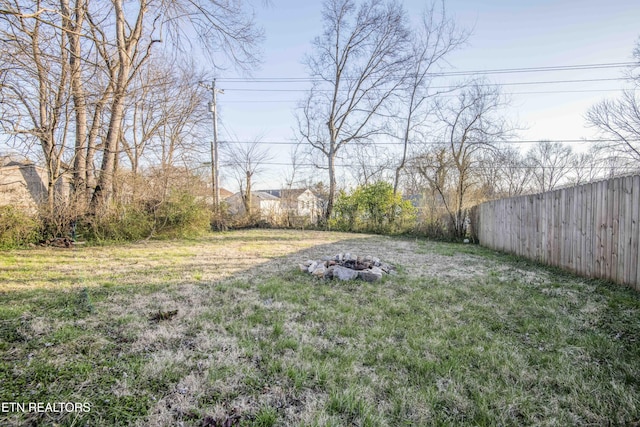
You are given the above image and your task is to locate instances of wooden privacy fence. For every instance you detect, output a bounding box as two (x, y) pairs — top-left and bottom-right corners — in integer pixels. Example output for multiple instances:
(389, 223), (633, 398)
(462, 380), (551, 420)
(476, 175), (640, 290)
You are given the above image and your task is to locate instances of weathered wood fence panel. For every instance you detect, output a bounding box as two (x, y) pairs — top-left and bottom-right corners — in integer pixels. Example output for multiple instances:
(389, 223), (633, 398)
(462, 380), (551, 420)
(477, 175), (640, 290)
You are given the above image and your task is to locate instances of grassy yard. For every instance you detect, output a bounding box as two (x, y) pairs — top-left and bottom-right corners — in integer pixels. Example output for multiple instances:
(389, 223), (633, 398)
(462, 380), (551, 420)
(1, 229), (639, 426)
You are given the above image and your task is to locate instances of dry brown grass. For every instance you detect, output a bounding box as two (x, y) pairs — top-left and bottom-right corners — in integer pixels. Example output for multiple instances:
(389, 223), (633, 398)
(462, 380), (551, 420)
(1, 229), (639, 426)
(0, 230), (368, 291)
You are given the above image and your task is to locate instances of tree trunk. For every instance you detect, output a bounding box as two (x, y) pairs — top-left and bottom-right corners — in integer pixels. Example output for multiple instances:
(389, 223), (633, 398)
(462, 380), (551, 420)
(63, 0), (88, 202)
(325, 149), (337, 222)
(47, 166), (55, 214)
(245, 170), (252, 216)
(91, 0), (145, 210)
(93, 91), (127, 207)
(394, 113), (412, 195)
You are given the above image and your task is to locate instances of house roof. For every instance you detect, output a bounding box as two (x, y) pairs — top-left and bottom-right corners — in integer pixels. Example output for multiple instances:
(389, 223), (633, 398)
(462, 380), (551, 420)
(219, 188), (233, 199)
(229, 191), (280, 201)
(261, 189), (282, 198)
(1, 155), (36, 168)
(281, 189), (311, 199)
(259, 188), (316, 199)
(252, 191), (280, 200)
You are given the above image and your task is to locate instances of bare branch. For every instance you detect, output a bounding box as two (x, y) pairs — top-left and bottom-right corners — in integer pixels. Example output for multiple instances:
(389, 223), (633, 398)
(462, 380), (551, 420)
(296, 0), (410, 220)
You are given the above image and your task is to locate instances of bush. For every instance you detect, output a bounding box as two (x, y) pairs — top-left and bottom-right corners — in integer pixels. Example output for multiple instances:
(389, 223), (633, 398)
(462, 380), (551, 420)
(79, 204), (154, 242)
(79, 192), (210, 242)
(330, 189), (359, 231)
(0, 206), (41, 248)
(329, 181), (416, 234)
(413, 218), (453, 241)
(210, 203), (231, 231)
(38, 199), (85, 241)
(153, 191), (210, 238)
(228, 212), (265, 230)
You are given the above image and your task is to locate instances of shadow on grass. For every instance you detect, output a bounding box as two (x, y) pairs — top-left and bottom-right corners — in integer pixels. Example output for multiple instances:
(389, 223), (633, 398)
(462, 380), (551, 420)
(1, 229), (640, 426)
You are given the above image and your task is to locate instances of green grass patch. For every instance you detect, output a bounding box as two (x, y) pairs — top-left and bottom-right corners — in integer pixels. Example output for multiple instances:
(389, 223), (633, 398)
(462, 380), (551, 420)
(0, 229), (639, 426)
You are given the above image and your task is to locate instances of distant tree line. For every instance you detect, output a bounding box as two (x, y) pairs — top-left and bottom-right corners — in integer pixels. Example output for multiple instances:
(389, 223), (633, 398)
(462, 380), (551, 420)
(0, 0), (263, 240)
(1, 0), (639, 244)
(294, 0), (640, 239)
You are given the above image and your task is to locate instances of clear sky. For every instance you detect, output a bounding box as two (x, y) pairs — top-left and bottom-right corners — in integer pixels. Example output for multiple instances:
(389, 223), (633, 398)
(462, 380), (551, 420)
(211, 0), (640, 190)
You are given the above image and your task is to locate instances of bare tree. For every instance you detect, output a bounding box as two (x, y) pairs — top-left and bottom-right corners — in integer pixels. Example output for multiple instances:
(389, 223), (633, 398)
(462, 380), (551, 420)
(119, 58), (209, 176)
(391, 0), (468, 194)
(222, 140), (272, 216)
(586, 90), (640, 163)
(412, 82), (513, 238)
(296, 0), (409, 221)
(61, 0), (88, 200)
(1, 0), (263, 213)
(345, 141), (391, 186)
(585, 40), (640, 164)
(587, 144), (640, 179)
(566, 145), (605, 186)
(476, 146), (531, 198)
(283, 142), (306, 190)
(525, 140), (574, 193)
(120, 69), (168, 177)
(93, 0), (261, 208)
(152, 66), (210, 173)
(89, 0), (182, 208)
(0, 1), (72, 212)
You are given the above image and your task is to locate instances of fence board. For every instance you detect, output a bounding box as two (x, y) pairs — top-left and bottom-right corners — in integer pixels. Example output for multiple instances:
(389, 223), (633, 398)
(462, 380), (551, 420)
(477, 175), (640, 290)
(527, 196), (533, 257)
(598, 180), (607, 279)
(592, 181), (601, 279)
(546, 192), (553, 265)
(634, 176), (640, 290)
(563, 188), (572, 271)
(585, 182), (594, 278)
(617, 178), (627, 284)
(611, 179), (620, 283)
(622, 177), (633, 285)
(574, 185), (588, 271)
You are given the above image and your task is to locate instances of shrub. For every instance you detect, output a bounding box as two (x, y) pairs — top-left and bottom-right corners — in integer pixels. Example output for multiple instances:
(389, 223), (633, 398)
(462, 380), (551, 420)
(229, 212), (265, 230)
(329, 181), (416, 234)
(38, 199), (85, 241)
(330, 189), (359, 231)
(152, 191), (210, 238)
(413, 218), (453, 241)
(0, 206), (41, 248)
(79, 192), (211, 242)
(210, 203), (231, 231)
(79, 204), (154, 243)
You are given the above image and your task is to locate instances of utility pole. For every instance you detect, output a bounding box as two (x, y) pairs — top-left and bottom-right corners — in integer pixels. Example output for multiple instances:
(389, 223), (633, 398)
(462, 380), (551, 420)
(201, 80), (224, 211)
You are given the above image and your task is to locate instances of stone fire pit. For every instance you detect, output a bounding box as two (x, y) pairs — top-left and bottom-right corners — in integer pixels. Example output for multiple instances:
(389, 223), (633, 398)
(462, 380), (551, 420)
(300, 253), (395, 282)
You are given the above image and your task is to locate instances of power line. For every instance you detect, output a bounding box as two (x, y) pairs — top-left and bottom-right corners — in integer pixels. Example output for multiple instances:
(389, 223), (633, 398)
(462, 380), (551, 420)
(499, 77), (624, 87)
(220, 138), (639, 146)
(425, 62), (636, 77)
(218, 77), (626, 93)
(227, 160), (639, 171)
(222, 88), (625, 104)
(217, 61), (636, 83)
(507, 88), (623, 95)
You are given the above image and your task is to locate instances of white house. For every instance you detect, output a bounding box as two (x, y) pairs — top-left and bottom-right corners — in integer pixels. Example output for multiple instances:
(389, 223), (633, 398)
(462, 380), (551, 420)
(225, 191), (281, 220)
(262, 188), (322, 222)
